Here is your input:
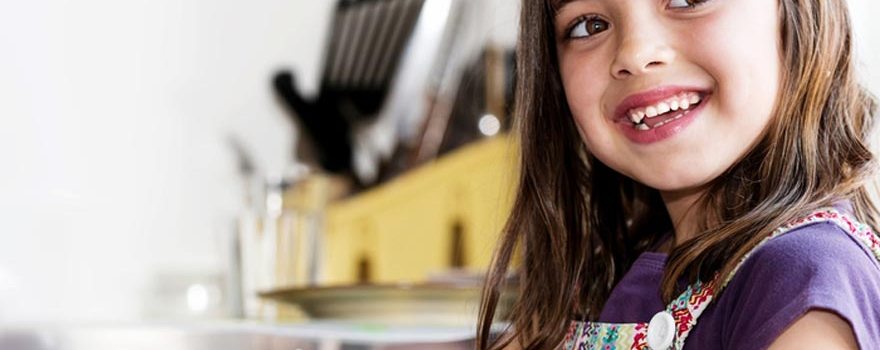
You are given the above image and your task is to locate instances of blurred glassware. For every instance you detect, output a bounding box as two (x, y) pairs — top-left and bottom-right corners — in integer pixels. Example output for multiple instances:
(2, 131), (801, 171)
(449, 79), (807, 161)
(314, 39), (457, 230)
(142, 270), (227, 320)
(236, 163), (349, 320)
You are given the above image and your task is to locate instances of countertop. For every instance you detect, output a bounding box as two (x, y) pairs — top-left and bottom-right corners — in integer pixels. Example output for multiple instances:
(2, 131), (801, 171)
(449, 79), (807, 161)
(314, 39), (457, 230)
(0, 320), (481, 350)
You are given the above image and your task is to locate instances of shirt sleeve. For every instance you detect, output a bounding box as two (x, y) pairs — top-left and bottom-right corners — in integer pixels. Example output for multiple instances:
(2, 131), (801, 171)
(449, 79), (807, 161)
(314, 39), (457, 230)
(719, 221), (880, 350)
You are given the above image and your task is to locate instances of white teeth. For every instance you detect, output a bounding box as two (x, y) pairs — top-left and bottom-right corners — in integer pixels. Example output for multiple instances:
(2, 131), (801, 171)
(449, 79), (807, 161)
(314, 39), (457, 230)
(625, 92), (703, 123)
(630, 111), (644, 124)
(636, 123), (650, 131)
(657, 102), (670, 115)
(680, 98), (691, 110)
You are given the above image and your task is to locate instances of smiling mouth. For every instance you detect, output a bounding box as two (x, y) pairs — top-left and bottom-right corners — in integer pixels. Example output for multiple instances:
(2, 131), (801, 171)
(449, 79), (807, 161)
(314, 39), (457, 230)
(625, 92), (705, 130)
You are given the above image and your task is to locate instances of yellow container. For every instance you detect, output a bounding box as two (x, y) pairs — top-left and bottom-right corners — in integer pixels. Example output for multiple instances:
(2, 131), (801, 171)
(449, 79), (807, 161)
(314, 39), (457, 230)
(321, 135), (518, 285)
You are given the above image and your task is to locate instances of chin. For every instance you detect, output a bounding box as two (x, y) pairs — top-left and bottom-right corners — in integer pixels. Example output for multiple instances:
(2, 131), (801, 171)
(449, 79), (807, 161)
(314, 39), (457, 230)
(633, 172), (717, 194)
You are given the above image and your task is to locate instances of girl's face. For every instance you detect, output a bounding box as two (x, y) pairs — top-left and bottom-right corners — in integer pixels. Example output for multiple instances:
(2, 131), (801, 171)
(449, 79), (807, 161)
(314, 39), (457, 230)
(555, 0), (781, 194)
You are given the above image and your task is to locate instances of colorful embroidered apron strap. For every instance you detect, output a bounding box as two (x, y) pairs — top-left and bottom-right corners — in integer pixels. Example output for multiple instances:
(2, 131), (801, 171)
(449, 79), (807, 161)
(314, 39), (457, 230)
(563, 321), (649, 350)
(563, 207), (880, 350)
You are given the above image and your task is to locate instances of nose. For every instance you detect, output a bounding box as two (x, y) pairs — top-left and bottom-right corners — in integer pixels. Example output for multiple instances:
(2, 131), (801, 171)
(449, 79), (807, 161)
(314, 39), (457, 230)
(610, 22), (675, 79)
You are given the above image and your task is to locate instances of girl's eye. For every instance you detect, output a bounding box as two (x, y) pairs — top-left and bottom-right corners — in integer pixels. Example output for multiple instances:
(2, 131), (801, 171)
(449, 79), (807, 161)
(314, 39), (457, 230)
(567, 16), (610, 39)
(668, 0), (710, 9)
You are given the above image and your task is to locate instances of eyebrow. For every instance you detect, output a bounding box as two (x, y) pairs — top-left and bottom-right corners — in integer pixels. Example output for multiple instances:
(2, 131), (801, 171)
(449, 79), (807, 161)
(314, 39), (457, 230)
(552, 0), (591, 16)
(550, 0), (576, 12)
(553, 0), (576, 8)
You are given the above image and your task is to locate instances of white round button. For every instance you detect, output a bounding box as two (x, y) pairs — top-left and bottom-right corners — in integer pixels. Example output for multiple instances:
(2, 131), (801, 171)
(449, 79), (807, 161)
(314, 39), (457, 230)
(647, 311), (675, 350)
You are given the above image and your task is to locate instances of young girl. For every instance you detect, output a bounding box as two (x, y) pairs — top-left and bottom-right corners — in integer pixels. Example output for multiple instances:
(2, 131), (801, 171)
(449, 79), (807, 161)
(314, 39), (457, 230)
(478, 0), (880, 349)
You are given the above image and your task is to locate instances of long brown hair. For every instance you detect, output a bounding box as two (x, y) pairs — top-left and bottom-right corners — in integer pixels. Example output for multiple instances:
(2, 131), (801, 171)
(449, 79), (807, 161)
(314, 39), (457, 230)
(477, 0), (879, 348)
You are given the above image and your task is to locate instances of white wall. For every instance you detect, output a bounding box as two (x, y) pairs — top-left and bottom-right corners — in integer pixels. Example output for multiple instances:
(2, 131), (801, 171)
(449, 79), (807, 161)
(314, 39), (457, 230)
(0, 0), (335, 322)
(0, 0), (877, 324)
(852, 0), (880, 94)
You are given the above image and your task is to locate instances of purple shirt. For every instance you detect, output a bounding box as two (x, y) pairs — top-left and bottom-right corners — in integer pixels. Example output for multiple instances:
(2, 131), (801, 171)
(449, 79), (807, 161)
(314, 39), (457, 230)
(598, 221), (880, 349)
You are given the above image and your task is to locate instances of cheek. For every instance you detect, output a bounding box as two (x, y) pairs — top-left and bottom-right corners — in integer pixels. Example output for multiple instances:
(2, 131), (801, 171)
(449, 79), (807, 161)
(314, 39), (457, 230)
(692, 4), (781, 130)
(571, 110), (632, 177)
(561, 69), (606, 122)
(558, 42), (618, 110)
(557, 49), (636, 180)
(558, 53), (613, 141)
(566, 90), (617, 163)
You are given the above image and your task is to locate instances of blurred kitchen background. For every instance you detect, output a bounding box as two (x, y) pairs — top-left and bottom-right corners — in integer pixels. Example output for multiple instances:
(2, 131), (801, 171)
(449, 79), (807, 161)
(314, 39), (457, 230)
(0, 0), (878, 346)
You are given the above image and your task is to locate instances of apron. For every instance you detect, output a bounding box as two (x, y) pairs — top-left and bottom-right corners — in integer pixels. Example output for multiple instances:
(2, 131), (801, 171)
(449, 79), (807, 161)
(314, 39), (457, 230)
(562, 208), (880, 350)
